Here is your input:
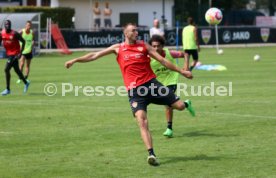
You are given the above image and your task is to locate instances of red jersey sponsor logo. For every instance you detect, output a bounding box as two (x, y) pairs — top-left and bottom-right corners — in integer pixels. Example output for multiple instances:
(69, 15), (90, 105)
(123, 53), (144, 61)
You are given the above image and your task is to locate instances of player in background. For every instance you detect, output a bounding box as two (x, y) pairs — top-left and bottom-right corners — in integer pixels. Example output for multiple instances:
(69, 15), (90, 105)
(182, 17), (200, 71)
(17, 21), (34, 84)
(0, 20), (30, 96)
(149, 35), (194, 138)
(65, 23), (195, 166)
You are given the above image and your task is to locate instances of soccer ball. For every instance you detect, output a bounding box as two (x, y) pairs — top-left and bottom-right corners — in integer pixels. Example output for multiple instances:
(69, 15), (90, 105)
(254, 55), (261, 61)
(205, 7), (223, 25)
(217, 49), (224, 55)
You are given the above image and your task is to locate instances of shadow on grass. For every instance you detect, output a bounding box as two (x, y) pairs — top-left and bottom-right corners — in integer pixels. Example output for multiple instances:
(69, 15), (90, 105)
(179, 130), (239, 138)
(161, 154), (221, 165)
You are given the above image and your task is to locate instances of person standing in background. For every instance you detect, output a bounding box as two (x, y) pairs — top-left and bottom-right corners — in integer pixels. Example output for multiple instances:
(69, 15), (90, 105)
(149, 19), (164, 37)
(104, 2), (112, 28)
(93, 1), (101, 30)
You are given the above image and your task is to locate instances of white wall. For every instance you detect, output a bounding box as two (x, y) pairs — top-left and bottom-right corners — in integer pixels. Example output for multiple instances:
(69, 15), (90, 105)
(0, 2), (20, 7)
(59, 0), (174, 30)
(51, 0), (59, 7)
(110, 0), (173, 27)
(59, 0), (93, 30)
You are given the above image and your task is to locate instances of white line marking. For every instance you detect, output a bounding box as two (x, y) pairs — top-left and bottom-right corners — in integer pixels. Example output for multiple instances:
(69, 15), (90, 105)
(1, 101), (275, 119)
(0, 131), (12, 135)
(199, 111), (276, 119)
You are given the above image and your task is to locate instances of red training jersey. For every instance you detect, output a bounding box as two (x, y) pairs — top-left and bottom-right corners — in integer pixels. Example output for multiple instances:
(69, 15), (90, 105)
(116, 40), (156, 90)
(1, 29), (21, 56)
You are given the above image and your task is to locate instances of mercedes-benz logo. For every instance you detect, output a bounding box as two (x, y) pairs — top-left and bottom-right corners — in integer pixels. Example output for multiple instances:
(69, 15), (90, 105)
(223, 31), (231, 43)
(167, 32), (176, 45)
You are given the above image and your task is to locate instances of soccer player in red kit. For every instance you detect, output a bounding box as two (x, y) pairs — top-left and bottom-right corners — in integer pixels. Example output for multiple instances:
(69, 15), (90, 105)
(65, 23), (195, 166)
(0, 20), (30, 95)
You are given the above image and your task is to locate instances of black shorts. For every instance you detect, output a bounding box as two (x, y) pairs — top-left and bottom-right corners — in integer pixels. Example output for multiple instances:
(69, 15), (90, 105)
(104, 19), (112, 27)
(128, 78), (180, 115)
(184, 49), (199, 60)
(7, 55), (19, 63)
(94, 18), (101, 27)
(22, 52), (33, 60)
(167, 84), (177, 93)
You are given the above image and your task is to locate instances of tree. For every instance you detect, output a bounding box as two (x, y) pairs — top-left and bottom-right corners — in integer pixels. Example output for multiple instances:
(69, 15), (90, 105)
(174, 0), (249, 26)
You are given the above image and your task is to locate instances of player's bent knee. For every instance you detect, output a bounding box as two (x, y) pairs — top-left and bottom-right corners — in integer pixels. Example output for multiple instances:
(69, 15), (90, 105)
(4, 68), (9, 73)
(171, 101), (185, 111)
(135, 110), (148, 121)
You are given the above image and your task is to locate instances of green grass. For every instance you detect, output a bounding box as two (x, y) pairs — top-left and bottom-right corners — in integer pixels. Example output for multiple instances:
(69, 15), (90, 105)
(0, 47), (275, 178)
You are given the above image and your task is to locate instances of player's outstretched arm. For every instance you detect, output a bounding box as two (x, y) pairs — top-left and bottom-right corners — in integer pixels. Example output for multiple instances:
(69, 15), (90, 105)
(194, 27), (200, 52)
(65, 52), (94, 69)
(169, 50), (189, 71)
(183, 53), (190, 71)
(146, 43), (193, 79)
(170, 50), (184, 58)
(65, 44), (120, 69)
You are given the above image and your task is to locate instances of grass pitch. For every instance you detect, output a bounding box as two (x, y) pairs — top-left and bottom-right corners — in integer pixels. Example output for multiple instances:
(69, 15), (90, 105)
(0, 47), (275, 178)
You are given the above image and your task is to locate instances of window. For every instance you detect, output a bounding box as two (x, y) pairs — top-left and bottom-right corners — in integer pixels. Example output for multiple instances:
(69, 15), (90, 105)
(27, 0), (50, 6)
(120, 13), (138, 27)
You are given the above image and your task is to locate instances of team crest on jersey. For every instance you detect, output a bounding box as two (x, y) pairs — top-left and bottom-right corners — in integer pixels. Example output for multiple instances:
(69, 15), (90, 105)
(9, 36), (13, 40)
(123, 55), (129, 60)
(131, 102), (138, 108)
(201, 29), (211, 44)
(137, 47), (143, 52)
(260, 28), (270, 42)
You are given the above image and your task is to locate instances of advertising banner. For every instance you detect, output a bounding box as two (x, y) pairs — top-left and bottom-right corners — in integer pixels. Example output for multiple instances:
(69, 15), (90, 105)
(51, 27), (276, 48)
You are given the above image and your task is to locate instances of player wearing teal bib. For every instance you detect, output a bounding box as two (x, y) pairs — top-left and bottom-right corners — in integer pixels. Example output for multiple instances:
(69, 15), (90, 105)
(17, 21), (34, 83)
(150, 35), (193, 138)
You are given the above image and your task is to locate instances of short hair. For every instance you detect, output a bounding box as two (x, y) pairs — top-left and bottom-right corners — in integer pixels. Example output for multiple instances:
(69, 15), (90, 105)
(187, 17), (194, 25)
(123, 23), (136, 32)
(5, 19), (11, 25)
(123, 23), (136, 29)
(149, 35), (165, 46)
(26, 20), (32, 25)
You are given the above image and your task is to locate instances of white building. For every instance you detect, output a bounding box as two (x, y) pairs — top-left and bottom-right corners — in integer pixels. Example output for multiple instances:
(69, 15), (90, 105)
(21, 0), (175, 30)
